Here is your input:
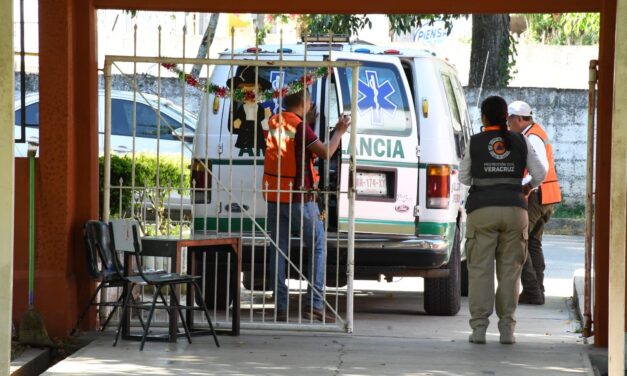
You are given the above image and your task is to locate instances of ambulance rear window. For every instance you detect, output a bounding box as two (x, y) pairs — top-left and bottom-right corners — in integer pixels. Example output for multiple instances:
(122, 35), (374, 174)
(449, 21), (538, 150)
(228, 65), (320, 116)
(336, 61), (411, 136)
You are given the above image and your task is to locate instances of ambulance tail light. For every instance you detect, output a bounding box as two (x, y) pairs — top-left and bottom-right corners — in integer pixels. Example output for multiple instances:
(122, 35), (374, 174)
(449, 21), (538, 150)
(426, 164), (450, 209)
(191, 159), (212, 204)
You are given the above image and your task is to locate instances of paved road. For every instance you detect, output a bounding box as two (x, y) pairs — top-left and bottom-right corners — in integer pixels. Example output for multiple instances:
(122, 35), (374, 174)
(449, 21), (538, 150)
(353, 234), (585, 298)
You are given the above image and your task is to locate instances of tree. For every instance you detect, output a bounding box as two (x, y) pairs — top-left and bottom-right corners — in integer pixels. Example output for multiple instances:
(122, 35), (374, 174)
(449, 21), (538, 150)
(190, 13), (220, 78)
(468, 14), (514, 88)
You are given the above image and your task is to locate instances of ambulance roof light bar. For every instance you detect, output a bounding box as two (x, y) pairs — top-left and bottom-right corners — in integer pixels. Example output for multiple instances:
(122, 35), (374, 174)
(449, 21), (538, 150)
(302, 34), (350, 43)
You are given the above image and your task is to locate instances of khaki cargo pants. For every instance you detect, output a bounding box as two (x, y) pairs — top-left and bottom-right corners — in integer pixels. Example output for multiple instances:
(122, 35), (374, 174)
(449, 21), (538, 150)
(521, 190), (555, 297)
(466, 206), (528, 334)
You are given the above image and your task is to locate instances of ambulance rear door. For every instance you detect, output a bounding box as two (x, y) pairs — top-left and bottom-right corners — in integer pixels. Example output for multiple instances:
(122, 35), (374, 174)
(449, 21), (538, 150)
(329, 52), (419, 236)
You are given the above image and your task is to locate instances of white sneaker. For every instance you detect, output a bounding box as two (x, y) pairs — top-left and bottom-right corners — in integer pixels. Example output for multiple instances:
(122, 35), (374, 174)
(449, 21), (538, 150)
(468, 327), (487, 344)
(500, 332), (516, 344)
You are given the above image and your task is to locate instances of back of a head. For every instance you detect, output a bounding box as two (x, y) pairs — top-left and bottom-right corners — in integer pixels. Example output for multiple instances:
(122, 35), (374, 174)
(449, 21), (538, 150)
(481, 96), (508, 127)
(282, 88), (309, 111)
(481, 95), (511, 149)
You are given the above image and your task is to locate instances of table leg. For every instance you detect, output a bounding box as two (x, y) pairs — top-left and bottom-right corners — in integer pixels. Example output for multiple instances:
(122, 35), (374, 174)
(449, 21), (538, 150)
(231, 247), (240, 336)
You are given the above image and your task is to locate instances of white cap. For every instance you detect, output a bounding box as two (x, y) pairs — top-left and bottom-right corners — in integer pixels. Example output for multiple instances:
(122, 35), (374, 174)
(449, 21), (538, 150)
(508, 101), (533, 117)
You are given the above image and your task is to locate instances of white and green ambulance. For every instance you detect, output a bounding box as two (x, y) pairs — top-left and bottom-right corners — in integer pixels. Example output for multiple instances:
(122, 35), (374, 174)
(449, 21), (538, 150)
(191, 41), (473, 315)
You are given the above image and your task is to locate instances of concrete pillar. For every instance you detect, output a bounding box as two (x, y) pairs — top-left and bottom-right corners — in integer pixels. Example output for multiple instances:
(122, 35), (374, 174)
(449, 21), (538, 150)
(0, 0), (14, 371)
(609, 0), (627, 372)
(35, 0), (99, 336)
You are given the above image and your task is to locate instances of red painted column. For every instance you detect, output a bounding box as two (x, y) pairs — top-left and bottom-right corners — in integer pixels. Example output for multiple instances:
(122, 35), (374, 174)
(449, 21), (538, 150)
(35, 0), (98, 337)
(594, 0), (617, 348)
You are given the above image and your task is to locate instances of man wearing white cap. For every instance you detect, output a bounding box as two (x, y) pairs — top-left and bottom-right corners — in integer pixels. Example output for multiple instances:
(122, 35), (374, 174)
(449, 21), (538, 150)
(507, 101), (562, 305)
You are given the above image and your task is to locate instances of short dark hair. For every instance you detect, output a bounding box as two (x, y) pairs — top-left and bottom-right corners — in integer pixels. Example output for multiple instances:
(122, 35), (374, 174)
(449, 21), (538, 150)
(481, 96), (508, 126)
(282, 89), (309, 110)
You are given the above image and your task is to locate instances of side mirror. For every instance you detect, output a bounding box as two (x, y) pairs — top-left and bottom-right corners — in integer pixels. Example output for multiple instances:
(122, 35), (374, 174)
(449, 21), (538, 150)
(172, 127), (194, 143)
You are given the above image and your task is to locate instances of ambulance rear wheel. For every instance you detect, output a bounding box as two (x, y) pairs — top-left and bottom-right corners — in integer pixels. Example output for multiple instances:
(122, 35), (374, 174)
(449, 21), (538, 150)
(423, 225), (461, 316)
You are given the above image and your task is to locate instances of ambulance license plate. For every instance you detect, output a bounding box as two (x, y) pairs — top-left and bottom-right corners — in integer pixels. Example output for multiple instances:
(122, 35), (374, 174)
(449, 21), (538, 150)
(356, 172), (387, 196)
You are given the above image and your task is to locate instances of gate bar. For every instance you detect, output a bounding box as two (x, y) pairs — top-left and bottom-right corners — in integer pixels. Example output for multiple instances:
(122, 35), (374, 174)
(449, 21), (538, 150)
(583, 59), (597, 338)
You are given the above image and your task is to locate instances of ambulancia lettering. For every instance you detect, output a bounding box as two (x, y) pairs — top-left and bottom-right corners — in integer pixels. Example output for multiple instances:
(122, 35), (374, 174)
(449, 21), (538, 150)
(342, 137), (404, 159)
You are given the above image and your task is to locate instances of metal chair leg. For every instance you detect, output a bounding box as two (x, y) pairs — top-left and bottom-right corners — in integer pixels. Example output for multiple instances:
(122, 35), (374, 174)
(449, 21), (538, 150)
(100, 293), (124, 331)
(113, 284), (134, 347)
(193, 281), (220, 347)
(140, 289), (160, 351)
(168, 283), (192, 344)
(71, 284), (103, 336)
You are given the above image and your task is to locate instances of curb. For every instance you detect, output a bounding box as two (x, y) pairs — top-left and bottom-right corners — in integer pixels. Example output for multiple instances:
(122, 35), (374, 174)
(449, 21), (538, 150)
(10, 347), (51, 376)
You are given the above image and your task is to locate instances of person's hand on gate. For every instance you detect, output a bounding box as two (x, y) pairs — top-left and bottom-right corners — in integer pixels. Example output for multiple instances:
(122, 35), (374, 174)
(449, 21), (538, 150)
(335, 113), (351, 135)
(305, 103), (319, 125)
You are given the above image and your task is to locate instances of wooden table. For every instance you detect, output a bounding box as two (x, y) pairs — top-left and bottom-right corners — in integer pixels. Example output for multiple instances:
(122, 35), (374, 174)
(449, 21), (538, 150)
(125, 235), (241, 341)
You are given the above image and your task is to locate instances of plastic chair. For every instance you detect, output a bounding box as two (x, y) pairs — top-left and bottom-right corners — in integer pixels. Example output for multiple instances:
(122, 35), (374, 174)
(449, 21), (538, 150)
(71, 220), (145, 335)
(109, 219), (220, 350)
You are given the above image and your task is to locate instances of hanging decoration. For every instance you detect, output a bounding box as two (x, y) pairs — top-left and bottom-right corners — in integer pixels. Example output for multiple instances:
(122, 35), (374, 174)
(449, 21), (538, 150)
(161, 63), (328, 103)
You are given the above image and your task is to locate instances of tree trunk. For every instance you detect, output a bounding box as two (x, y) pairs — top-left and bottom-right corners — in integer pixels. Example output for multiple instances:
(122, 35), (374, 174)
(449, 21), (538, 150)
(255, 14), (266, 44)
(468, 14), (511, 88)
(191, 13), (220, 78)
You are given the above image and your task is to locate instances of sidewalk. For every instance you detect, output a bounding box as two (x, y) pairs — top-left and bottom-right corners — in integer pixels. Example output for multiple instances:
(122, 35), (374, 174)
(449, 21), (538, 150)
(45, 290), (594, 375)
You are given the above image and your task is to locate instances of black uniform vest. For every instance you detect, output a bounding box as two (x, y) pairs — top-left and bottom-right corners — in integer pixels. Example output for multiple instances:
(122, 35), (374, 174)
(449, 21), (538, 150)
(465, 129), (528, 213)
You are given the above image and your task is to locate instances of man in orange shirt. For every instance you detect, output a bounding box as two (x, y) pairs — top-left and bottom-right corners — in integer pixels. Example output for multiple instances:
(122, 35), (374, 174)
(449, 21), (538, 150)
(263, 87), (350, 322)
(507, 101), (562, 305)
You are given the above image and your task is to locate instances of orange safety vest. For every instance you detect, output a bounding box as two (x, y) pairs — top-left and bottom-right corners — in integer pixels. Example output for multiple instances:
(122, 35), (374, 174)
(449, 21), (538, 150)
(524, 123), (562, 205)
(263, 112), (319, 203)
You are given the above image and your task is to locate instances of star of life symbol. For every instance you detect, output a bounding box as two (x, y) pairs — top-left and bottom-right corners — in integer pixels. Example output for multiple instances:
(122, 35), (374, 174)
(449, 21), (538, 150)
(358, 70), (397, 126)
(266, 71), (286, 114)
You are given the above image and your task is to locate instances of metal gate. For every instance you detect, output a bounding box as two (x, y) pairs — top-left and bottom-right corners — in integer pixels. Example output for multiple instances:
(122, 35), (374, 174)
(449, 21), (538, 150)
(100, 28), (359, 333)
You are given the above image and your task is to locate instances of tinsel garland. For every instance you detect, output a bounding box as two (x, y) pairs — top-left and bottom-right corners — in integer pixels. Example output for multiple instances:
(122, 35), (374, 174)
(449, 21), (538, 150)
(161, 63), (327, 103)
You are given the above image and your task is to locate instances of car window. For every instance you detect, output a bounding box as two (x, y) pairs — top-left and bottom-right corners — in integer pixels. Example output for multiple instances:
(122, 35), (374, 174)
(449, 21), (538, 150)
(442, 74), (466, 158)
(442, 74), (462, 132)
(336, 61), (412, 136)
(15, 102), (40, 127)
(451, 75), (473, 142)
(327, 80), (341, 129)
(112, 99), (189, 140)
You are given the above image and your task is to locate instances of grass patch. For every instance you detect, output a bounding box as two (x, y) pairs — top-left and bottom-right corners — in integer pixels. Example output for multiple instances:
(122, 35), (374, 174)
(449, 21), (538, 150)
(553, 203), (586, 219)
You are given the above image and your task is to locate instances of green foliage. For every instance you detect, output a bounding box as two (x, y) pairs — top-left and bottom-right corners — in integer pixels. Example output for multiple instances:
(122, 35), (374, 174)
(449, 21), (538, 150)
(524, 13), (599, 45)
(99, 154), (190, 226)
(298, 14), (372, 37)
(553, 203), (586, 219)
(387, 14), (466, 37)
(497, 33), (518, 88)
(271, 14), (467, 39)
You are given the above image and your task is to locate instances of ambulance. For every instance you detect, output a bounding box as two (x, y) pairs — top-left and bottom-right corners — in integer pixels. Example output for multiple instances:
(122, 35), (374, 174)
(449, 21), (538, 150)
(190, 40), (473, 315)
